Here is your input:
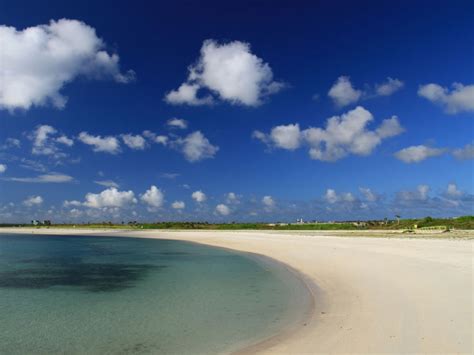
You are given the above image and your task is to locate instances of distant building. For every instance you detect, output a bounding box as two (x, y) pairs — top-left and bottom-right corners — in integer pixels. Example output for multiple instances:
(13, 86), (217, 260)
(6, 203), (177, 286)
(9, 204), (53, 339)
(31, 220), (41, 226)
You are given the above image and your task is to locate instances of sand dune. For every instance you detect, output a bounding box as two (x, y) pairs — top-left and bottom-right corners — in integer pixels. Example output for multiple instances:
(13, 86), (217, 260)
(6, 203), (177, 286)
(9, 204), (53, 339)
(2, 228), (473, 354)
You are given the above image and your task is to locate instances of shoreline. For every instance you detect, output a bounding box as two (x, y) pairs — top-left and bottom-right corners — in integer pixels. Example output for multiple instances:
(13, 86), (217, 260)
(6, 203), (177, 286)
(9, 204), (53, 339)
(1, 228), (473, 353)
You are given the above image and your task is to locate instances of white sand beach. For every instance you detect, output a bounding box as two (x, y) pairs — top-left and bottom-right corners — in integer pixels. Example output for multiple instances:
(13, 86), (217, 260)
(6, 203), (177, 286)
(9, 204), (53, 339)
(2, 228), (473, 354)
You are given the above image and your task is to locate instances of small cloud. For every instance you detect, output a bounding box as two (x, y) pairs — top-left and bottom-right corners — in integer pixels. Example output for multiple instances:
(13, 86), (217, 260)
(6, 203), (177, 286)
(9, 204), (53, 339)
(94, 180), (119, 188)
(171, 201), (185, 209)
(215, 204), (231, 216)
(394, 145), (445, 163)
(23, 195), (43, 207)
(121, 134), (146, 150)
(418, 83), (474, 114)
(452, 142), (474, 160)
(140, 185), (164, 208)
(5, 173), (73, 183)
(78, 132), (120, 154)
(262, 195), (275, 208)
(173, 131), (219, 162)
(192, 190), (206, 203)
(166, 118), (188, 129)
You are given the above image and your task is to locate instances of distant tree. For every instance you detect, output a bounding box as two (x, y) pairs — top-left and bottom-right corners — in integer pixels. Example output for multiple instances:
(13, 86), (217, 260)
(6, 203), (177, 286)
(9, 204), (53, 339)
(395, 215), (401, 225)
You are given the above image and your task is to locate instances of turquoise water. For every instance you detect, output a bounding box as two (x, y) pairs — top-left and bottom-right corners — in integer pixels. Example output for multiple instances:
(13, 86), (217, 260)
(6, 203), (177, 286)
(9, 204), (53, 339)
(0, 234), (309, 354)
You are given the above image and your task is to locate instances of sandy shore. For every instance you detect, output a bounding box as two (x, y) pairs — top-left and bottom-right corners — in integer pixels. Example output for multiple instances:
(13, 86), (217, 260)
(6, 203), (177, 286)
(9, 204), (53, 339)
(1, 228), (473, 354)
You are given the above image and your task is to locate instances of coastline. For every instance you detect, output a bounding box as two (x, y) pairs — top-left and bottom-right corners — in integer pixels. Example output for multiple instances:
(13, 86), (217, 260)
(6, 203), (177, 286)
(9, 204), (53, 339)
(1, 228), (473, 354)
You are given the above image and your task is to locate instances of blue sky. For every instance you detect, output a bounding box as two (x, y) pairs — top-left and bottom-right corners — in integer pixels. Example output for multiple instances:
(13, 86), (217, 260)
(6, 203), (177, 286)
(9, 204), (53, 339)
(0, 0), (473, 223)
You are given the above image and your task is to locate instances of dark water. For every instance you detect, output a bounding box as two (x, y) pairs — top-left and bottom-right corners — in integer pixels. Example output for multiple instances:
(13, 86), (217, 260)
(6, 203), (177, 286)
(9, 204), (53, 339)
(0, 233), (309, 354)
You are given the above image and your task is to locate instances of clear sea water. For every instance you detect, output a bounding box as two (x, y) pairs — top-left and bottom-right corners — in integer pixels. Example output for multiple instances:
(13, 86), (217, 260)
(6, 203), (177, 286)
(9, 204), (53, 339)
(0, 233), (309, 354)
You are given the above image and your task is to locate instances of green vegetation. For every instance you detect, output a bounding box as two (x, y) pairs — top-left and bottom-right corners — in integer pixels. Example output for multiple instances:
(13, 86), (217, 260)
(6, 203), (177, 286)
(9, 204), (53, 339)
(2, 216), (473, 230)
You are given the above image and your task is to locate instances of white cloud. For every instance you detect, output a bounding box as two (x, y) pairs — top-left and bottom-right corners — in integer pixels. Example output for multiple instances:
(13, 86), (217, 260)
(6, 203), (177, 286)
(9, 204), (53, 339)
(165, 83), (214, 106)
(192, 190), (206, 203)
(394, 145), (445, 163)
(324, 189), (355, 204)
(174, 131), (219, 162)
(269, 124), (301, 150)
(375, 77), (404, 96)
(5, 173), (73, 183)
(23, 195), (43, 207)
(29, 125), (73, 158)
(446, 183), (462, 198)
(216, 204), (230, 216)
(167, 118), (188, 129)
(143, 130), (169, 146)
(63, 200), (82, 207)
(328, 76), (362, 107)
(94, 180), (119, 188)
(0, 19), (134, 111)
(359, 187), (378, 202)
(226, 192), (240, 204)
(78, 132), (120, 154)
(398, 185), (430, 202)
(165, 39), (283, 106)
(328, 76), (404, 107)
(255, 106), (404, 161)
(418, 83), (474, 114)
(56, 135), (74, 146)
(0, 164), (6, 173)
(140, 185), (164, 208)
(262, 195), (275, 207)
(171, 201), (185, 209)
(2, 138), (21, 149)
(452, 142), (474, 160)
(121, 134), (146, 150)
(84, 187), (136, 208)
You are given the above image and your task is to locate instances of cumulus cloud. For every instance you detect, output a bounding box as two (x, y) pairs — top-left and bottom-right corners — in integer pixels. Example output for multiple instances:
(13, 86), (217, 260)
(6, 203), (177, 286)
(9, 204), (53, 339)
(375, 77), (404, 96)
(446, 183), (462, 198)
(0, 164), (6, 173)
(262, 195), (275, 207)
(23, 195), (43, 207)
(0, 19), (134, 111)
(167, 118), (188, 129)
(215, 204), (231, 216)
(165, 39), (283, 106)
(171, 201), (185, 209)
(452, 142), (474, 160)
(418, 83), (474, 114)
(324, 189), (355, 204)
(397, 185), (430, 202)
(165, 83), (214, 106)
(4, 173), (73, 183)
(174, 131), (219, 162)
(394, 145), (445, 163)
(143, 130), (169, 146)
(328, 76), (404, 107)
(29, 125), (73, 158)
(254, 106), (404, 161)
(63, 200), (82, 207)
(328, 76), (362, 107)
(94, 180), (119, 188)
(140, 185), (164, 208)
(192, 190), (206, 203)
(84, 187), (136, 208)
(359, 187), (378, 202)
(121, 134), (146, 150)
(78, 132), (120, 154)
(226, 192), (240, 204)
(268, 124), (301, 150)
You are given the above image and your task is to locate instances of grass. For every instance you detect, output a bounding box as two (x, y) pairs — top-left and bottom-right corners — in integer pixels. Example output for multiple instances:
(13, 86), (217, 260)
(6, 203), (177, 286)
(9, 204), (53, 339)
(2, 216), (473, 230)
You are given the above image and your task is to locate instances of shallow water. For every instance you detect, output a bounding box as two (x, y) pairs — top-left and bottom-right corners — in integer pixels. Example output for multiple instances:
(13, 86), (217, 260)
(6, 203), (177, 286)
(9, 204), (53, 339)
(0, 233), (309, 354)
